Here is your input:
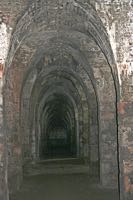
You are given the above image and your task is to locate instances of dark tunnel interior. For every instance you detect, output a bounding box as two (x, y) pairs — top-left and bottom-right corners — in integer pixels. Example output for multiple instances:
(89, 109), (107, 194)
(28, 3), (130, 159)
(39, 94), (77, 159)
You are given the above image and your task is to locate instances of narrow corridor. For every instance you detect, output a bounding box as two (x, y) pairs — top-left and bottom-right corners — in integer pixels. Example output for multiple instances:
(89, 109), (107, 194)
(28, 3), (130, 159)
(2, 1), (130, 200)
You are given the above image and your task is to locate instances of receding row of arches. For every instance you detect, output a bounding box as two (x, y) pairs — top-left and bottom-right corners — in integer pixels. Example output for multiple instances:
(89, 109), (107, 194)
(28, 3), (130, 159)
(3, 0), (120, 197)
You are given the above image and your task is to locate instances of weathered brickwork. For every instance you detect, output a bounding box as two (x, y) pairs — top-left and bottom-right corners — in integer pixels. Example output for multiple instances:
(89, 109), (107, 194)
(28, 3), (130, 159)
(0, 11), (11, 200)
(95, 1), (133, 199)
(0, 1), (132, 200)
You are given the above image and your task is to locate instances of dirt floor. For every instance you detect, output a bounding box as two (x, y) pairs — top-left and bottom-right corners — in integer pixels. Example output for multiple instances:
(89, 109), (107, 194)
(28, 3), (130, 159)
(10, 173), (119, 200)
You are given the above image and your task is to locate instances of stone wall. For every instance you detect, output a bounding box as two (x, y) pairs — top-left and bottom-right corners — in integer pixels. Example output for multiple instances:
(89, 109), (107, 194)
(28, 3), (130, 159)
(95, 1), (133, 199)
(0, 11), (11, 200)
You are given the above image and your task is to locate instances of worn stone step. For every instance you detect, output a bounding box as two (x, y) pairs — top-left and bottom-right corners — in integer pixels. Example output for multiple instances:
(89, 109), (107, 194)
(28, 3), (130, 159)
(24, 158), (91, 176)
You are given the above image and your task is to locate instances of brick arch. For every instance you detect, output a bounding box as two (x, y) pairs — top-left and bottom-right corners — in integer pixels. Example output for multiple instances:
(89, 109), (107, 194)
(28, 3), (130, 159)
(7, 0), (119, 80)
(3, 0), (120, 196)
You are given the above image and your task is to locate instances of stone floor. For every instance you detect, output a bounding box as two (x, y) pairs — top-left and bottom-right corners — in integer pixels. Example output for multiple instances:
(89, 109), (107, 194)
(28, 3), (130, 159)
(11, 174), (119, 200)
(10, 158), (119, 200)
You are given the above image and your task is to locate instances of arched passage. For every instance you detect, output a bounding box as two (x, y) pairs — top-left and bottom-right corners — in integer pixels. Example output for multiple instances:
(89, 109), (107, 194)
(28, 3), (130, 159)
(39, 93), (77, 159)
(3, 0), (120, 196)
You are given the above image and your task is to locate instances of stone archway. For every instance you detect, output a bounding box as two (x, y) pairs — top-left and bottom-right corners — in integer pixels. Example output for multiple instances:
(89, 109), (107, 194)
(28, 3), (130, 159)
(3, 0), (120, 198)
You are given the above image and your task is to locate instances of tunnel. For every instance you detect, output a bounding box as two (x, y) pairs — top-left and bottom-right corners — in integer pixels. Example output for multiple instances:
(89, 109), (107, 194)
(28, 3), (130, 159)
(39, 93), (77, 159)
(3, 0), (120, 197)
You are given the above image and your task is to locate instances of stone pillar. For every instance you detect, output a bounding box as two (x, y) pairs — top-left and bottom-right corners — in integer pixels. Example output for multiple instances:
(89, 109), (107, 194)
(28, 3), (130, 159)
(0, 66), (9, 200)
(0, 13), (11, 199)
(118, 101), (133, 200)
